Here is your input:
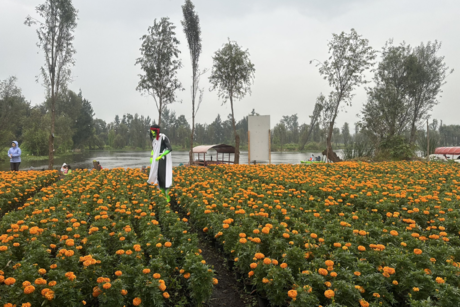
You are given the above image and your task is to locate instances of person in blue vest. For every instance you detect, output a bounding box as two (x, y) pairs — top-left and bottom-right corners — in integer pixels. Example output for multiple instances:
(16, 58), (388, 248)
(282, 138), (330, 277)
(147, 125), (173, 202)
(8, 141), (21, 171)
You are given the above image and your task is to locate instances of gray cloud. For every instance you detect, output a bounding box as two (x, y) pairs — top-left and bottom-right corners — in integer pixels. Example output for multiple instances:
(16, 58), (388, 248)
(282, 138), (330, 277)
(1, 0), (458, 131)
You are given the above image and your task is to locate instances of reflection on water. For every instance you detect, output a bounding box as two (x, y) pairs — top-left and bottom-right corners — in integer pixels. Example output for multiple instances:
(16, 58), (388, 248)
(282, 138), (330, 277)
(0, 150), (343, 171)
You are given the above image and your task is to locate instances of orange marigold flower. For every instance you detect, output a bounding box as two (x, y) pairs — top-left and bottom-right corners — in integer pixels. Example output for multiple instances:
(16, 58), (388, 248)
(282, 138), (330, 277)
(318, 268), (328, 276)
(414, 249), (423, 255)
(324, 289), (335, 299)
(153, 273), (161, 279)
(5, 277), (16, 285)
(436, 277), (445, 284)
(163, 292), (170, 299)
(325, 260), (334, 267)
(24, 285), (35, 294)
(288, 289), (297, 298)
(143, 269), (151, 274)
(255, 252), (265, 259)
(133, 297), (142, 306)
(212, 278), (218, 285)
(280, 263), (288, 269)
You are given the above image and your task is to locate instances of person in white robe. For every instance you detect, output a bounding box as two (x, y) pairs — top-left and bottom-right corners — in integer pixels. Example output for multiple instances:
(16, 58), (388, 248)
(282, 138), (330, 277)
(147, 124), (173, 202)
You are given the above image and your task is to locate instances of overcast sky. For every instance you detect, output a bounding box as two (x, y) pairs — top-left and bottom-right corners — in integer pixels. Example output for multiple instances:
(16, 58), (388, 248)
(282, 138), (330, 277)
(1, 0), (459, 130)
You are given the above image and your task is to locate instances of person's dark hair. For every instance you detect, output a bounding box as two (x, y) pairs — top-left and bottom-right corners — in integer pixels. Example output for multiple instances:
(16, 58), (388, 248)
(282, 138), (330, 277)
(67, 164), (72, 170)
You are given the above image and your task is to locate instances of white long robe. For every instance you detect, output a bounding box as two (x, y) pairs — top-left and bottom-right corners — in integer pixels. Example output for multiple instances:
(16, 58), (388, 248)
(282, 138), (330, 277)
(147, 133), (173, 188)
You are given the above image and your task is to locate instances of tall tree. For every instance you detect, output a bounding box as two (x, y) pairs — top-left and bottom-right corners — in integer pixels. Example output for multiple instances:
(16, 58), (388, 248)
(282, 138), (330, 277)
(25, 0), (77, 169)
(406, 41), (451, 145)
(360, 42), (413, 143)
(0, 77), (30, 146)
(209, 40), (255, 164)
(136, 17), (183, 126)
(182, 0), (204, 165)
(312, 29), (376, 162)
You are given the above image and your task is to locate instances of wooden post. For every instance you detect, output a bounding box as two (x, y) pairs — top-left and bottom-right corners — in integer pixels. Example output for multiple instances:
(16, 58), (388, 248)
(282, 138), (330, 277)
(427, 119), (430, 162)
(268, 129), (271, 164)
(248, 131), (251, 165)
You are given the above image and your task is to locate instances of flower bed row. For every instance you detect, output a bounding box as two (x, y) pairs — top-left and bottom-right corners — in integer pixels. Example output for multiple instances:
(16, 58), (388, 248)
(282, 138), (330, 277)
(0, 168), (215, 307)
(0, 170), (59, 215)
(172, 162), (460, 307)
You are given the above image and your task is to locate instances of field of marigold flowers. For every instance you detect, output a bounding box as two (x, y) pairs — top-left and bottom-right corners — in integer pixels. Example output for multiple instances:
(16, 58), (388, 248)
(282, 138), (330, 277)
(0, 171), (59, 215)
(0, 169), (215, 307)
(172, 162), (460, 307)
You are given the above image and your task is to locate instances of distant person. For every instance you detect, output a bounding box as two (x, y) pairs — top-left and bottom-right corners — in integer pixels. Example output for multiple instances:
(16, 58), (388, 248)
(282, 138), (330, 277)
(91, 160), (103, 171)
(147, 124), (173, 202)
(61, 163), (67, 173)
(309, 154), (314, 162)
(8, 141), (21, 171)
(63, 164), (72, 175)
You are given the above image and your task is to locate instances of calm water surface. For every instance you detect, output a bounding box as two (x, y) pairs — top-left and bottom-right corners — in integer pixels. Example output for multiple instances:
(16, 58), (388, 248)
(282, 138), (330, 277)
(1, 150), (343, 171)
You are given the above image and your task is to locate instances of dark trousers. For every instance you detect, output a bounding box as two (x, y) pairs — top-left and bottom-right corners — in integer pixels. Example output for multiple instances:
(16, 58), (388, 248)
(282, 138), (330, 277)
(10, 162), (20, 171)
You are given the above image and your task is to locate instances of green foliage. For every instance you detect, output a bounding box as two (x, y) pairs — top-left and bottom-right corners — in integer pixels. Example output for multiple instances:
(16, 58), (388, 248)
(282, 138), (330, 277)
(209, 40), (255, 104)
(343, 133), (374, 160)
(0, 77), (30, 146)
(22, 107), (49, 156)
(378, 135), (415, 160)
(135, 17), (183, 125)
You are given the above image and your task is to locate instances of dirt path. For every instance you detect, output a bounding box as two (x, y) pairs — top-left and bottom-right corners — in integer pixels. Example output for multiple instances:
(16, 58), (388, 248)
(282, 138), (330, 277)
(200, 238), (257, 307)
(170, 201), (258, 307)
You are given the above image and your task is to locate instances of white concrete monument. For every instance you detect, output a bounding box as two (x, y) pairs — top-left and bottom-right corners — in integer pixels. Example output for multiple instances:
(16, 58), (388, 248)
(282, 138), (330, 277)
(248, 115), (271, 164)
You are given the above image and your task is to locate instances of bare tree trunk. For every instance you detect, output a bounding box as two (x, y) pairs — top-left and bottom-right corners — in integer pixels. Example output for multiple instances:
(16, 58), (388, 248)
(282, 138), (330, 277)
(230, 95), (239, 164)
(48, 84), (55, 170)
(158, 98), (162, 127)
(299, 124), (315, 151)
(189, 78), (195, 165)
(409, 119), (417, 146)
(427, 119), (430, 160)
(325, 112), (342, 163)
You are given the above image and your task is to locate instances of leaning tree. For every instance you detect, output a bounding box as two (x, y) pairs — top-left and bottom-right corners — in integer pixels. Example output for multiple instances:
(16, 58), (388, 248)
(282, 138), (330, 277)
(209, 40), (255, 164)
(135, 17), (183, 126)
(312, 29), (376, 162)
(25, 0), (77, 170)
